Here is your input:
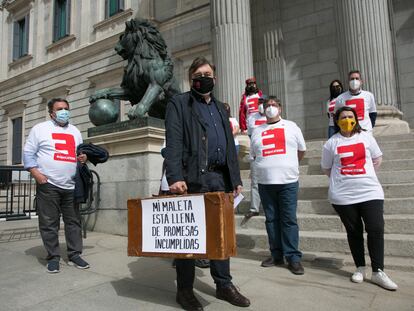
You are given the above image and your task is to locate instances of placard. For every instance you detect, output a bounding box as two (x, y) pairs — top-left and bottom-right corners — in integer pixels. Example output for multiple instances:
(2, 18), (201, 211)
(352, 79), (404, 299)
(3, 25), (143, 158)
(141, 195), (206, 254)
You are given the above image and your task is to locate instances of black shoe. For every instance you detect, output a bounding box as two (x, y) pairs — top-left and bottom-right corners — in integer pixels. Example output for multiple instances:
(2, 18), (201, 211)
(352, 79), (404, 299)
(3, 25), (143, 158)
(176, 289), (203, 311)
(240, 211), (259, 225)
(288, 261), (304, 275)
(195, 259), (210, 269)
(261, 256), (285, 267)
(216, 285), (250, 307)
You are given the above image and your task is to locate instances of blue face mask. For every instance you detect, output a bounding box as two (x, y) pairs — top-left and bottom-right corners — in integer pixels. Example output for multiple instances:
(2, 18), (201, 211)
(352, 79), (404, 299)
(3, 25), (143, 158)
(54, 109), (70, 124)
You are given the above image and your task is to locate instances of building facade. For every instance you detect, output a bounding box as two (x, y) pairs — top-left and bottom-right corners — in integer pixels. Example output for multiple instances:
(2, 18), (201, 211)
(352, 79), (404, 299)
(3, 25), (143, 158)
(1, 0), (413, 165)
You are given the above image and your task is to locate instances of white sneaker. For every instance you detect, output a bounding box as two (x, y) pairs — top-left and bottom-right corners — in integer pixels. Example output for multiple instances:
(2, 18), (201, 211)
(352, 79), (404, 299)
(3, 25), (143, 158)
(371, 269), (398, 291)
(351, 266), (367, 283)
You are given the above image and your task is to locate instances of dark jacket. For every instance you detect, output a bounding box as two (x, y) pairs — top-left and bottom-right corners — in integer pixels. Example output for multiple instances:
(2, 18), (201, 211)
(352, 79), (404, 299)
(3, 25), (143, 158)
(74, 143), (109, 203)
(165, 91), (242, 192)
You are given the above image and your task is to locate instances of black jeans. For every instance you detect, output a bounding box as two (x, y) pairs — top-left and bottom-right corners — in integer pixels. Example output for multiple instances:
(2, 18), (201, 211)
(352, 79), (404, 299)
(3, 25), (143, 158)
(36, 183), (83, 261)
(176, 170), (233, 290)
(332, 200), (384, 272)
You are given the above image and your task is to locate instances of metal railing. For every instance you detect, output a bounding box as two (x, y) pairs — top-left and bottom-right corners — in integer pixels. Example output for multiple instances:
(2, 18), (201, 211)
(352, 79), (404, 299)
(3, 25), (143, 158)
(79, 169), (101, 238)
(0, 165), (36, 221)
(0, 166), (101, 232)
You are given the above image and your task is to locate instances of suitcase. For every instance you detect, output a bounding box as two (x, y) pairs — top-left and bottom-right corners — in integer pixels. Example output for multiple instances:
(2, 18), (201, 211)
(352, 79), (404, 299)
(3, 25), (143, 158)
(128, 192), (237, 260)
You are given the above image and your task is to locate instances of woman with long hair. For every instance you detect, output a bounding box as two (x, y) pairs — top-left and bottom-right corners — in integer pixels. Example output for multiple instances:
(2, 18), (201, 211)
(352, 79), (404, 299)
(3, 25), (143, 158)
(321, 106), (398, 291)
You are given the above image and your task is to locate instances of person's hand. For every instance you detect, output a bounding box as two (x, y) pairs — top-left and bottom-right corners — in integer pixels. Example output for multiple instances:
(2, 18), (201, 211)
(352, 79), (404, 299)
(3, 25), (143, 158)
(169, 181), (188, 194)
(30, 169), (48, 184)
(241, 130), (247, 135)
(77, 153), (87, 164)
(233, 185), (242, 197)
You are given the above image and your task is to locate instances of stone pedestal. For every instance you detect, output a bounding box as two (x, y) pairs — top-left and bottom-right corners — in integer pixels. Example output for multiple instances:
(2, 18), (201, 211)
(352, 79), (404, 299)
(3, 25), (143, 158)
(334, 0), (410, 135)
(83, 119), (165, 236)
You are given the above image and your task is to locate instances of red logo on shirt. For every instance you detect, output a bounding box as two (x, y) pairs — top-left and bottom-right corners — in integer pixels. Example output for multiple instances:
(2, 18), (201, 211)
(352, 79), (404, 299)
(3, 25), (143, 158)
(255, 119), (266, 126)
(328, 100), (335, 117)
(261, 128), (286, 157)
(247, 97), (259, 114)
(337, 143), (366, 175)
(52, 133), (76, 163)
(345, 98), (365, 120)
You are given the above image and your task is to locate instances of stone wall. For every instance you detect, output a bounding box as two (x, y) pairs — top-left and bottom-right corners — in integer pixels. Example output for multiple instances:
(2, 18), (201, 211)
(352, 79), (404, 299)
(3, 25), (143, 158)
(251, 0), (340, 139)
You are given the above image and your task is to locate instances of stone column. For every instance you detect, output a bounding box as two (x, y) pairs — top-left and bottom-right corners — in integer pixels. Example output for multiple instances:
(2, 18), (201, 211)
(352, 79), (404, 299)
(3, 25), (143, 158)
(334, 0), (409, 135)
(210, 0), (254, 117)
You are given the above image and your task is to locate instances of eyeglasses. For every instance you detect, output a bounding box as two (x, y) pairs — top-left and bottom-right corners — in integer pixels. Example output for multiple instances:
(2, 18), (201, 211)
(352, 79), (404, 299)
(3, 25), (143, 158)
(192, 72), (213, 79)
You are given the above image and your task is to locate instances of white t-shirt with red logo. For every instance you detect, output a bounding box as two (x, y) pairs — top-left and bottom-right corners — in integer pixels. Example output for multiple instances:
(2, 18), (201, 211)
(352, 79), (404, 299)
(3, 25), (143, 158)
(250, 119), (306, 184)
(24, 120), (83, 190)
(327, 98), (337, 126)
(321, 131), (384, 205)
(247, 112), (267, 136)
(334, 90), (376, 132)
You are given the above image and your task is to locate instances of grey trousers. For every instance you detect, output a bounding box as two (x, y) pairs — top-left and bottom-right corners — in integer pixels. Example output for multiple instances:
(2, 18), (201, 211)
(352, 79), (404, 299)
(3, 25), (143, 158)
(36, 182), (83, 261)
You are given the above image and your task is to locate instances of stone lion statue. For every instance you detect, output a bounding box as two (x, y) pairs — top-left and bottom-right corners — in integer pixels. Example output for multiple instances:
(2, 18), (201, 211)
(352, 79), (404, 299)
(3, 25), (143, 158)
(89, 18), (180, 120)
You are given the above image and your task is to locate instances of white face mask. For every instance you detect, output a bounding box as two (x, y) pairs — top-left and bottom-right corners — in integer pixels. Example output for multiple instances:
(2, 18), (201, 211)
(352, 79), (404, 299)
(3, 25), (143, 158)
(349, 79), (361, 91)
(265, 106), (279, 118)
(258, 104), (264, 114)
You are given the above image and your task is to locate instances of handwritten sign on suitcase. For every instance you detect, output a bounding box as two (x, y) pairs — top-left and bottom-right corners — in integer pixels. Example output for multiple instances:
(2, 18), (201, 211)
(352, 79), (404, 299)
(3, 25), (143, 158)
(128, 192), (236, 259)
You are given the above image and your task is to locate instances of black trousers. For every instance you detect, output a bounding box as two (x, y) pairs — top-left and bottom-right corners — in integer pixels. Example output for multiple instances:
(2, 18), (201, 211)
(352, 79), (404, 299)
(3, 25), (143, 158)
(332, 200), (384, 272)
(36, 183), (83, 261)
(176, 170), (233, 290)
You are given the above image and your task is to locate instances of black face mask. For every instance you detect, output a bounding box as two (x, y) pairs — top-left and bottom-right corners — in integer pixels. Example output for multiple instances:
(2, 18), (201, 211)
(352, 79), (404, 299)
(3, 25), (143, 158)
(330, 86), (342, 99)
(246, 85), (257, 94)
(192, 77), (214, 95)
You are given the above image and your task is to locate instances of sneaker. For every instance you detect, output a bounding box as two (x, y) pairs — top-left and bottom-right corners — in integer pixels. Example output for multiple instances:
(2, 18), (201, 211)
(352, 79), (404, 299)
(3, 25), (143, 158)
(46, 260), (60, 273)
(68, 256), (90, 269)
(351, 266), (367, 283)
(371, 269), (398, 291)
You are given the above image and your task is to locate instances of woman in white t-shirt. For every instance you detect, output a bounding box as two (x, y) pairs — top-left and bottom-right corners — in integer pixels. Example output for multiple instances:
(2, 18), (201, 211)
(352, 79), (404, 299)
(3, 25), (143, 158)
(321, 106), (397, 291)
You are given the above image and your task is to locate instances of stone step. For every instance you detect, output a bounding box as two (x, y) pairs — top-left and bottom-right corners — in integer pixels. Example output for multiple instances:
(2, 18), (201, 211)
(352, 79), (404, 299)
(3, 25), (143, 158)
(236, 198), (414, 215)
(236, 228), (414, 257)
(240, 158), (414, 177)
(235, 214), (414, 234)
(239, 183), (414, 201)
(241, 170), (414, 188)
(236, 248), (414, 272)
(375, 133), (414, 142)
(298, 183), (414, 200)
(304, 148), (414, 159)
(300, 136), (414, 152)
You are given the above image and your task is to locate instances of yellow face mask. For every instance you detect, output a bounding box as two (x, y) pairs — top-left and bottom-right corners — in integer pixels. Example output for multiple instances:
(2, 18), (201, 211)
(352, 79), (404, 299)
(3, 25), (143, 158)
(338, 118), (356, 132)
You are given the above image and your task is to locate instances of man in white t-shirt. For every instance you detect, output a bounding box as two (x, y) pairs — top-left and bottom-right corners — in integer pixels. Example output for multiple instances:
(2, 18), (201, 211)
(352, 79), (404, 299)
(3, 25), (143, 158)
(335, 70), (377, 132)
(241, 95), (268, 225)
(238, 77), (263, 134)
(250, 96), (306, 275)
(24, 98), (89, 273)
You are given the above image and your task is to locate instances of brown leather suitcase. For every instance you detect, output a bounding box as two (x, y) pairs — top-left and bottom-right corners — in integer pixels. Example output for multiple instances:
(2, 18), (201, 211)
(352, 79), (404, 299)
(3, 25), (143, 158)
(128, 192), (237, 260)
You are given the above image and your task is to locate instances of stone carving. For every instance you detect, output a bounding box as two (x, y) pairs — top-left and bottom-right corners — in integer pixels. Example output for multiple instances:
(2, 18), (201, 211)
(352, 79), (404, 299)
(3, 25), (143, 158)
(89, 18), (180, 125)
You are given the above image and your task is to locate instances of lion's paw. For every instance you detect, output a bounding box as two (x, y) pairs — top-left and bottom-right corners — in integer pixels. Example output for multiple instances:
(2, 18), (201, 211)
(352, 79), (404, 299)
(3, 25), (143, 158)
(128, 104), (147, 119)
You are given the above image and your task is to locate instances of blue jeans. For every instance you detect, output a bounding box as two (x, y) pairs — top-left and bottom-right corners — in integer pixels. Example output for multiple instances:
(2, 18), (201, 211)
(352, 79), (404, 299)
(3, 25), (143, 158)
(258, 182), (302, 263)
(328, 126), (336, 138)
